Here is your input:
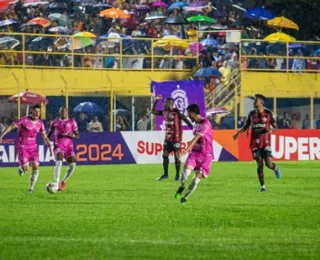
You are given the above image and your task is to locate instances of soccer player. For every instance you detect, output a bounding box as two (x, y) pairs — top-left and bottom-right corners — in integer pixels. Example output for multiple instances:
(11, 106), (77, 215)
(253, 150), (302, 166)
(175, 104), (213, 204)
(233, 94), (282, 192)
(152, 94), (193, 181)
(48, 106), (79, 191)
(0, 105), (53, 193)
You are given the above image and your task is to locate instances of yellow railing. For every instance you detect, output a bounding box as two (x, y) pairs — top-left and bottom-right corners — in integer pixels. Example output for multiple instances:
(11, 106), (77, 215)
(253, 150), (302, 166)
(240, 39), (320, 73)
(0, 32), (199, 71)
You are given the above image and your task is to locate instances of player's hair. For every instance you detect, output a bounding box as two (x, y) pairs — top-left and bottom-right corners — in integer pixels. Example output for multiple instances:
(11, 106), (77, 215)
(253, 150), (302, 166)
(255, 94), (266, 103)
(187, 104), (200, 115)
(165, 97), (174, 103)
(59, 106), (68, 113)
(31, 105), (41, 110)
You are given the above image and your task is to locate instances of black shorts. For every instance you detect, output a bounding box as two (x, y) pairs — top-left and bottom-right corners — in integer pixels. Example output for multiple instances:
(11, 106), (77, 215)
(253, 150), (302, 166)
(163, 141), (181, 153)
(252, 146), (272, 160)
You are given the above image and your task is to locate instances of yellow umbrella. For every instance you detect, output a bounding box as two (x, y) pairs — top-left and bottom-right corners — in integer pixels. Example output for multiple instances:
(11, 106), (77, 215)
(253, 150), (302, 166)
(153, 36), (189, 51)
(267, 16), (299, 30)
(73, 32), (96, 38)
(264, 32), (296, 42)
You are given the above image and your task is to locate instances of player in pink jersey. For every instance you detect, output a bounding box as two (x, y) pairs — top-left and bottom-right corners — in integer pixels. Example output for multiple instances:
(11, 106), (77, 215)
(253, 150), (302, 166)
(175, 104), (214, 204)
(0, 105), (53, 193)
(48, 106), (79, 191)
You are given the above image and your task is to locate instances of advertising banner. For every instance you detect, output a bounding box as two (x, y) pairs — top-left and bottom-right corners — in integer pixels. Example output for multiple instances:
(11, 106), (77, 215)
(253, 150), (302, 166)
(151, 80), (206, 130)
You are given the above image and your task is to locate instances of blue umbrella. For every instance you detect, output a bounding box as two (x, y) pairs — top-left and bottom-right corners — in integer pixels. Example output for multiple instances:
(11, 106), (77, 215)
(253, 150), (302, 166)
(73, 102), (103, 113)
(244, 7), (275, 21)
(194, 67), (222, 77)
(315, 49), (320, 56)
(200, 38), (218, 47)
(0, 19), (17, 27)
(168, 2), (187, 11)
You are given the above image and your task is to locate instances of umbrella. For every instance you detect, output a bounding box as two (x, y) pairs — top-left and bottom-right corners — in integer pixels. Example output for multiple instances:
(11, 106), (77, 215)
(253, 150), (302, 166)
(73, 32), (96, 38)
(0, 0), (12, 13)
(49, 2), (67, 10)
(145, 13), (166, 21)
(73, 102), (103, 113)
(100, 8), (131, 19)
(153, 35), (189, 51)
(264, 32), (296, 42)
(206, 107), (230, 116)
(53, 37), (68, 50)
(168, 2), (187, 11)
(93, 3), (113, 9)
(107, 32), (122, 43)
(69, 37), (95, 50)
(245, 7), (275, 21)
(187, 15), (215, 23)
(188, 1), (207, 7)
(114, 109), (130, 117)
(152, 1), (168, 8)
(221, 43), (237, 49)
(30, 36), (54, 50)
(194, 67), (222, 77)
(0, 19), (17, 27)
(266, 43), (286, 54)
(189, 42), (203, 56)
(0, 36), (20, 49)
(163, 14), (189, 25)
(267, 16), (299, 31)
(48, 13), (71, 27)
(135, 4), (150, 11)
(183, 7), (205, 14)
(315, 49), (320, 56)
(9, 91), (48, 115)
(27, 17), (51, 28)
(48, 26), (71, 34)
(200, 37), (218, 47)
(23, 0), (48, 7)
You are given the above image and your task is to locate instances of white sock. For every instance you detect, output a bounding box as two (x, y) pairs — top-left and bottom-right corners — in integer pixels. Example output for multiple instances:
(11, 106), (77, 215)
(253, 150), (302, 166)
(54, 160), (63, 183)
(29, 169), (39, 190)
(184, 176), (201, 199)
(62, 163), (76, 182)
(181, 168), (192, 188)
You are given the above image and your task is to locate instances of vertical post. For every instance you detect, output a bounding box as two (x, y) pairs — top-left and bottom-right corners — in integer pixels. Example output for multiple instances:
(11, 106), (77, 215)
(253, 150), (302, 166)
(234, 84), (238, 129)
(22, 34), (25, 68)
(150, 96), (154, 130)
(120, 38), (122, 70)
(286, 42), (289, 73)
(65, 85), (69, 109)
(132, 96), (135, 131)
(239, 39), (242, 72)
(310, 96), (314, 129)
(151, 39), (154, 72)
(110, 91), (114, 132)
(71, 36), (74, 69)
(273, 96), (277, 119)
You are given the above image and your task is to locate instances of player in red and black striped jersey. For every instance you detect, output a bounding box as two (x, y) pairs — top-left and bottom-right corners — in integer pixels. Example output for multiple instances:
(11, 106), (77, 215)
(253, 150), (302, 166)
(152, 94), (193, 181)
(233, 94), (282, 192)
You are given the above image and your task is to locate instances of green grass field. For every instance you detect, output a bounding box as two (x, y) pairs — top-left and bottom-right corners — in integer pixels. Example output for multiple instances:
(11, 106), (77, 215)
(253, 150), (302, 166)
(0, 162), (320, 260)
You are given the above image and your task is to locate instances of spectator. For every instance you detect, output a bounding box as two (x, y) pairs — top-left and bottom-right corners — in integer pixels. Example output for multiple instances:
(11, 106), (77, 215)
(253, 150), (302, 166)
(116, 116), (129, 131)
(137, 114), (149, 131)
(292, 50), (306, 72)
(302, 113), (310, 129)
(77, 113), (88, 132)
(159, 55), (172, 69)
(0, 116), (9, 133)
(291, 113), (300, 129)
(87, 116), (104, 132)
(278, 112), (291, 129)
(219, 61), (231, 86)
(316, 114), (320, 129)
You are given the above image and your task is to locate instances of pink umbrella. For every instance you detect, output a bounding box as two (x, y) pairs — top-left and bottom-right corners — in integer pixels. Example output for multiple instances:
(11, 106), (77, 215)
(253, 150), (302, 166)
(9, 91), (48, 115)
(152, 1), (168, 8)
(23, 0), (48, 7)
(189, 42), (203, 55)
(206, 107), (230, 116)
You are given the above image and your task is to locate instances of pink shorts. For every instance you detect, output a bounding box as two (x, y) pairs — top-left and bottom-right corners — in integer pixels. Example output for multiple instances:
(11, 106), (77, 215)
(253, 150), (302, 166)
(185, 152), (213, 178)
(54, 144), (75, 160)
(17, 145), (39, 167)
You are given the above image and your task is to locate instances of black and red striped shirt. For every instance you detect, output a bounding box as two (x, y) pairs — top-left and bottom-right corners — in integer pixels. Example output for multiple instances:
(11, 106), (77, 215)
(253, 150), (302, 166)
(153, 108), (193, 142)
(242, 108), (276, 149)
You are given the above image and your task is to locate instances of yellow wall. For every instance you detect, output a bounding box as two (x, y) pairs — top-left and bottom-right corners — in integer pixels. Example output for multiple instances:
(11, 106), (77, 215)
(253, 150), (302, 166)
(0, 69), (190, 96)
(241, 72), (320, 98)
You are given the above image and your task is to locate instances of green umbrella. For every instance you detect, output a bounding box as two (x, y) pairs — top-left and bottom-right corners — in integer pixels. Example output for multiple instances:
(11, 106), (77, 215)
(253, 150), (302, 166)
(187, 15), (216, 23)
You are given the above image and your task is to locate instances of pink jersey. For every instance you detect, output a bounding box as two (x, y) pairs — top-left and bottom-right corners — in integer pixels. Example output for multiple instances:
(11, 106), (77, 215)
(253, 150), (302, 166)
(191, 118), (214, 157)
(50, 118), (78, 148)
(14, 116), (45, 147)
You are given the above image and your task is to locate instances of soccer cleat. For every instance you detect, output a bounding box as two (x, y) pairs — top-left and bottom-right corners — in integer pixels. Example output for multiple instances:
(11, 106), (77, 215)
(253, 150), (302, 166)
(274, 168), (282, 179)
(175, 186), (185, 199)
(260, 187), (266, 192)
(28, 189), (34, 193)
(59, 181), (66, 191)
(18, 166), (24, 177)
(157, 174), (168, 181)
(175, 175), (180, 181)
(180, 197), (187, 204)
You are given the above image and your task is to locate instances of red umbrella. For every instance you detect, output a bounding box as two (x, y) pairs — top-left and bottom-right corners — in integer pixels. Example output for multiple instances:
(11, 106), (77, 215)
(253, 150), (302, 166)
(0, 0), (17, 13)
(8, 91), (48, 105)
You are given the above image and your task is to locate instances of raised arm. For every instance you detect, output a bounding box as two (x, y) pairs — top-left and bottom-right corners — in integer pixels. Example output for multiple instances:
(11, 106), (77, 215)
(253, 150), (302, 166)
(0, 124), (16, 142)
(151, 95), (163, 116)
(178, 111), (193, 129)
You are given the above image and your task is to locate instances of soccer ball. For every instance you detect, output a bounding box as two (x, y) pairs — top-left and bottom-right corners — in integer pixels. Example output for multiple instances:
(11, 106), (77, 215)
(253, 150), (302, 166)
(46, 182), (59, 194)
